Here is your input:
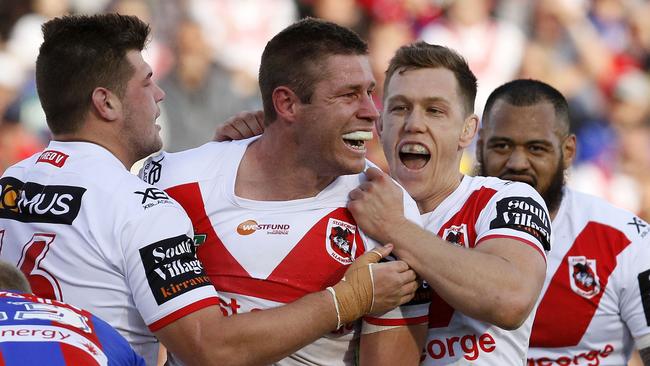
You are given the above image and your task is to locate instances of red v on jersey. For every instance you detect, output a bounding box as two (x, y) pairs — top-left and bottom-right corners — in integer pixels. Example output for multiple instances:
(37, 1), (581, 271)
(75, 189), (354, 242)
(166, 182), (364, 304)
(429, 187), (497, 328)
(530, 222), (631, 347)
(166, 182), (248, 278)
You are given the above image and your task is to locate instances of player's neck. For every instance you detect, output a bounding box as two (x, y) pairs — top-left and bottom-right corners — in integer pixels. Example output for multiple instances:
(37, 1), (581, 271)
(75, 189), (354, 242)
(234, 134), (336, 201)
(416, 171), (464, 214)
(53, 130), (136, 170)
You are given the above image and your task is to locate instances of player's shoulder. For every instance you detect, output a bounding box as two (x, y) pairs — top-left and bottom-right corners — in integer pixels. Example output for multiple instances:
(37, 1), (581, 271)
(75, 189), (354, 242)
(564, 188), (650, 241)
(139, 140), (248, 189)
(0, 152), (41, 179)
(118, 173), (187, 219)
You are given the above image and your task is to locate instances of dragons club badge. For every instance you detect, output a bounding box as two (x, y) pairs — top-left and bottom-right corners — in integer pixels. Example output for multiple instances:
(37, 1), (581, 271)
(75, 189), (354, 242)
(326, 218), (357, 264)
(568, 256), (601, 299)
(442, 224), (469, 248)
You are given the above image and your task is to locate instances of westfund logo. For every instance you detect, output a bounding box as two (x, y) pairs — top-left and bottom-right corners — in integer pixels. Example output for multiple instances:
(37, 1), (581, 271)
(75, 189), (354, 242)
(490, 196), (551, 251)
(0, 177), (85, 225)
(139, 234), (212, 305)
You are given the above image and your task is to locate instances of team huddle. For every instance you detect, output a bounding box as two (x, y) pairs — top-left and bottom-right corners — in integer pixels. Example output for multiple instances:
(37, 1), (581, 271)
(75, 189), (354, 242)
(0, 12), (648, 366)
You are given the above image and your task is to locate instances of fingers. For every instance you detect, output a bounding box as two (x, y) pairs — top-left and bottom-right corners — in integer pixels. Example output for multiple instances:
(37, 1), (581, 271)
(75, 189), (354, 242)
(239, 111), (265, 137)
(214, 124), (244, 142)
(214, 110), (265, 142)
(374, 259), (410, 274)
(371, 244), (393, 260)
(252, 110), (265, 134)
(348, 187), (364, 201)
(364, 166), (386, 181)
(351, 245), (391, 269)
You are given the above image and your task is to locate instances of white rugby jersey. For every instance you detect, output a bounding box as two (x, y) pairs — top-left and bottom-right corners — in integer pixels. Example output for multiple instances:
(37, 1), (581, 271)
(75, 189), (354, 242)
(0, 141), (219, 366)
(140, 137), (429, 366)
(527, 188), (650, 366)
(420, 175), (550, 365)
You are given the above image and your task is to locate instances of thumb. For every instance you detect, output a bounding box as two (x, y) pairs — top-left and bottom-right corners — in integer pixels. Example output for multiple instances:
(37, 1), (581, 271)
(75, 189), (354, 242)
(354, 244), (393, 267)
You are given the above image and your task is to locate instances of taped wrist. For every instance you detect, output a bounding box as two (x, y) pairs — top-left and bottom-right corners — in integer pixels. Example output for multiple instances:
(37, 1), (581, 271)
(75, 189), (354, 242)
(330, 264), (374, 327)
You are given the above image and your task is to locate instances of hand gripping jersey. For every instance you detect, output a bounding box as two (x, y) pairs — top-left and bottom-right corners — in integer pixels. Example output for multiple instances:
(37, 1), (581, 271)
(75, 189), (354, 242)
(0, 142), (220, 366)
(527, 188), (650, 365)
(0, 291), (145, 366)
(420, 176), (551, 365)
(140, 138), (430, 366)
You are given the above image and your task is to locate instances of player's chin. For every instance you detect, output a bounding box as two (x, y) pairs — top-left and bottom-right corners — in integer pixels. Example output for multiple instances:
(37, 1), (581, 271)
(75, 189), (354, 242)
(341, 159), (366, 175)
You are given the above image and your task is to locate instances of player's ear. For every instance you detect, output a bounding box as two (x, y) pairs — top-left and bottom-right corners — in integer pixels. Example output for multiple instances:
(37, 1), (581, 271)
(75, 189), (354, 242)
(272, 86), (300, 122)
(91, 87), (121, 122)
(459, 113), (479, 148)
(562, 134), (577, 168)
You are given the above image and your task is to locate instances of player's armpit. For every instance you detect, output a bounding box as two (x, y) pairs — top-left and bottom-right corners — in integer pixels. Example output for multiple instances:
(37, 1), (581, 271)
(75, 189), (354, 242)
(359, 324), (428, 366)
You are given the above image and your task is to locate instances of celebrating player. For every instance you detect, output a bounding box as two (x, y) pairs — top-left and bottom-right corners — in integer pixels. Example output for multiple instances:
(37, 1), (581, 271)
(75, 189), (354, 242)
(345, 42), (550, 364)
(140, 18), (427, 366)
(477, 79), (650, 366)
(0, 14), (418, 366)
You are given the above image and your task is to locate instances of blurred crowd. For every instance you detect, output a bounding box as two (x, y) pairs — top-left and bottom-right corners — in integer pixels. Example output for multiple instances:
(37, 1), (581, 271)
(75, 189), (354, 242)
(1, 0), (649, 220)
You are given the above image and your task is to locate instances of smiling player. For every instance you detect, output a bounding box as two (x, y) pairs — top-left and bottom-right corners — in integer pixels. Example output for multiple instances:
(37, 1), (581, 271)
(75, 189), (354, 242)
(140, 18), (428, 366)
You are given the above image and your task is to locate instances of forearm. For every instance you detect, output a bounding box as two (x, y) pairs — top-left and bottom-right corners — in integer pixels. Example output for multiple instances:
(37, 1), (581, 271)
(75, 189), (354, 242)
(384, 221), (542, 329)
(159, 291), (337, 366)
(217, 290), (338, 365)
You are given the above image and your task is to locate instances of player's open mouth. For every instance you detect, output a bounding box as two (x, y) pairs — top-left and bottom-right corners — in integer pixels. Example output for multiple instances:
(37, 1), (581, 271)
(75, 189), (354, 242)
(399, 143), (430, 170)
(342, 131), (373, 151)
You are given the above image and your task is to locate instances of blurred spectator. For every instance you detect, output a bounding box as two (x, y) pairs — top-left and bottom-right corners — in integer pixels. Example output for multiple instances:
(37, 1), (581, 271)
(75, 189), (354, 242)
(188, 0), (297, 83)
(108, 0), (175, 81)
(159, 18), (261, 152)
(4, 0), (70, 141)
(0, 54), (42, 174)
(420, 0), (525, 117)
(569, 71), (650, 220)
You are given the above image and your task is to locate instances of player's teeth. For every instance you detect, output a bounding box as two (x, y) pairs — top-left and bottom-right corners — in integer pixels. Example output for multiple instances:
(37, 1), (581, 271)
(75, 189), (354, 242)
(400, 144), (429, 154)
(342, 131), (373, 141)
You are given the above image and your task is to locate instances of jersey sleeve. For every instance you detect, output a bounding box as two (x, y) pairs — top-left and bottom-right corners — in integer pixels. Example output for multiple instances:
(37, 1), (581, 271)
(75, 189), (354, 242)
(360, 186), (430, 334)
(120, 200), (219, 332)
(475, 182), (551, 261)
(619, 229), (650, 346)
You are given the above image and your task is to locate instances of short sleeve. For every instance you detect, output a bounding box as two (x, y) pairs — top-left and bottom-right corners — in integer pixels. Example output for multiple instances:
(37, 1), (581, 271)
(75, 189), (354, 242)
(475, 182), (551, 261)
(121, 202), (219, 332)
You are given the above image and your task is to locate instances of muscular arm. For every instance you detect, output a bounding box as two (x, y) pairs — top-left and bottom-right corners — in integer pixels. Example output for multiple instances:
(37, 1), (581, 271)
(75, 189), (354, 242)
(381, 222), (544, 329)
(349, 168), (546, 329)
(154, 246), (418, 366)
(156, 291), (337, 366)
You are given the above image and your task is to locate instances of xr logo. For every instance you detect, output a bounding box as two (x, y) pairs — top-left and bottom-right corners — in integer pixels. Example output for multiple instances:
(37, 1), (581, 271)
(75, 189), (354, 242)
(628, 217), (647, 234)
(134, 188), (169, 204)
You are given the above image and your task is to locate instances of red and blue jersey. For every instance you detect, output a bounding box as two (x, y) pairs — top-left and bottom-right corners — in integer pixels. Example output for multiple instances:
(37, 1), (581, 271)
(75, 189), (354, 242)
(0, 291), (145, 366)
